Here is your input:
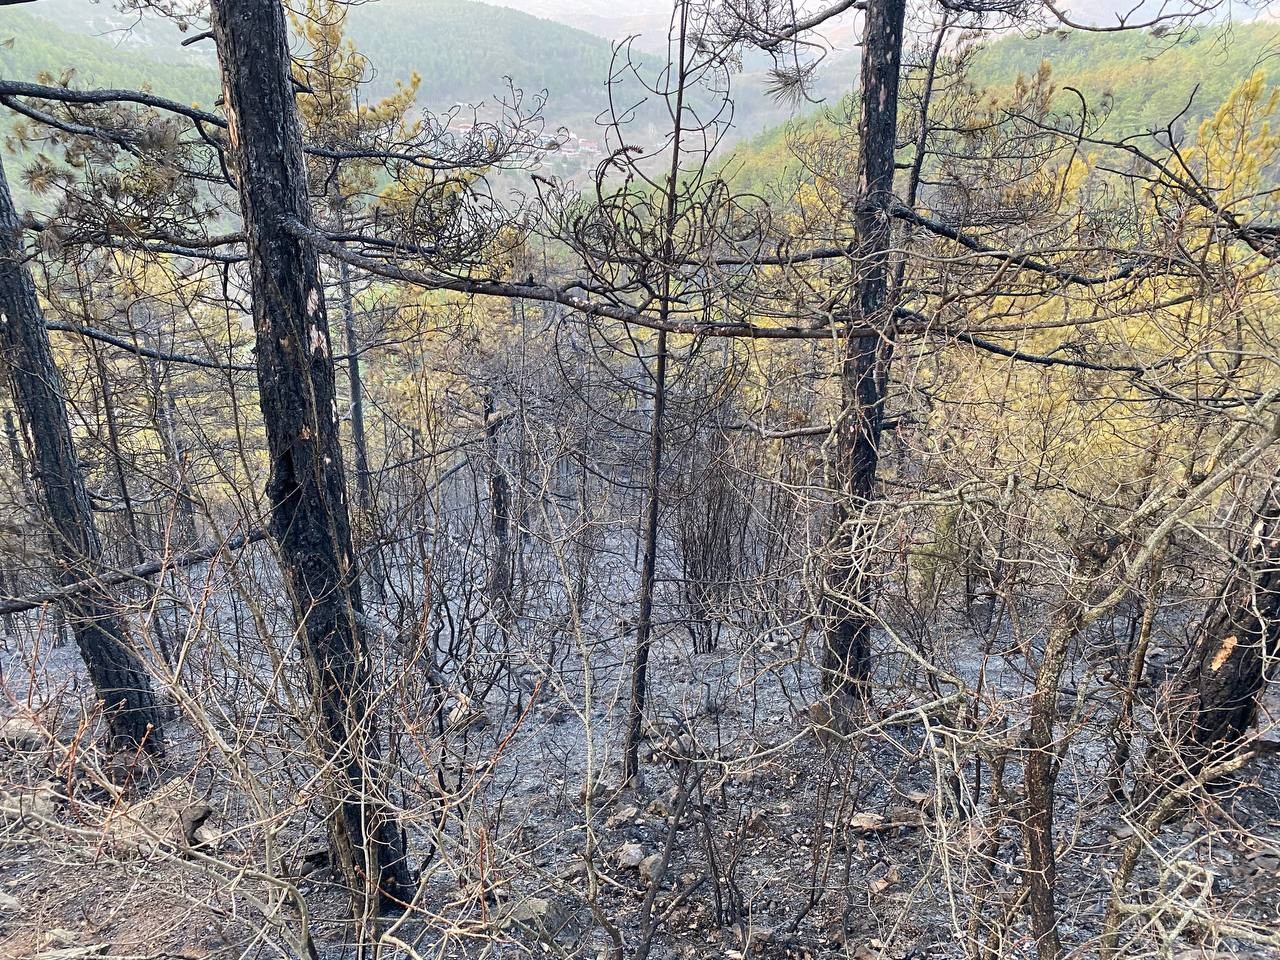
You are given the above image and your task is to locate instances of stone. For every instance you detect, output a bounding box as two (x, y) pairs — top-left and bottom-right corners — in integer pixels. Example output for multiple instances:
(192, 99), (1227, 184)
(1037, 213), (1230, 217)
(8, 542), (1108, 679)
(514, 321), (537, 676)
(179, 802), (214, 849)
(869, 864), (901, 895)
(744, 809), (769, 836)
(650, 786), (682, 817)
(446, 696), (487, 729)
(847, 811), (885, 833)
(0, 716), (46, 752)
(616, 842), (645, 870)
(606, 804), (642, 828)
(559, 858), (589, 881)
(101, 778), (215, 857)
(191, 824), (220, 850)
(579, 780), (607, 804)
(886, 806), (923, 829)
(1109, 822), (1138, 841)
(639, 853), (663, 883)
(34, 948), (109, 960)
(746, 927), (774, 954)
(507, 896), (558, 928)
(1246, 848), (1280, 874)
(1, 779), (64, 828)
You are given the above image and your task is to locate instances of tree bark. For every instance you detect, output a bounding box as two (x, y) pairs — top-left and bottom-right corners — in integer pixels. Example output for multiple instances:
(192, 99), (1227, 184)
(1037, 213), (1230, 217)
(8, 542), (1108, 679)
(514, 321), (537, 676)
(1021, 536), (1117, 960)
(483, 391), (513, 616)
(822, 0), (906, 701)
(209, 0), (411, 909)
(0, 154), (162, 752)
(1169, 481), (1280, 772)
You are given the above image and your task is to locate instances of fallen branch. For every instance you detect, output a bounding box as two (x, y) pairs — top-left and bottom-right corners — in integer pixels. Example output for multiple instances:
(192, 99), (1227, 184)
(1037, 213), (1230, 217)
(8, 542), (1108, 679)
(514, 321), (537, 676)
(0, 528), (267, 616)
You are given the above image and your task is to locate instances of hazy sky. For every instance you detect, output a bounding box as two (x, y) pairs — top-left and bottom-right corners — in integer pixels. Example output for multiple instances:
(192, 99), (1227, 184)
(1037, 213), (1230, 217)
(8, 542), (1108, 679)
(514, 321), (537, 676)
(488, 0), (1243, 42)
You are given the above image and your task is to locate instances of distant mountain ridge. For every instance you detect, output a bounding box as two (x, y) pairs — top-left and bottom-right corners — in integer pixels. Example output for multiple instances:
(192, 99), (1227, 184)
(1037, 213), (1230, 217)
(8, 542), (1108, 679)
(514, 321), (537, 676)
(1, 0), (850, 143)
(6, 3), (1274, 195)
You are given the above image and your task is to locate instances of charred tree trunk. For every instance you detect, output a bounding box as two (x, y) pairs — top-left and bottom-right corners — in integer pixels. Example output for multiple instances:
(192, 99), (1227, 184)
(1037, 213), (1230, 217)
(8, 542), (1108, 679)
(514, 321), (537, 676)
(1021, 537), (1116, 960)
(822, 0), (906, 701)
(623, 326), (668, 784)
(0, 155), (162, 752)
(483, 391), (513, 618)
(210, 0), (411, 908)
(337, 257), (386, 598)
(622, 0), (690, 785)
(1169, 482), (1280, 772)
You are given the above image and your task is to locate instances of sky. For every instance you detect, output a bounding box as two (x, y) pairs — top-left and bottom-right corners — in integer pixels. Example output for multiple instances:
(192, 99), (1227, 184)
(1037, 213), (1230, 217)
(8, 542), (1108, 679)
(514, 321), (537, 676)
(490, 0), (1246, 43)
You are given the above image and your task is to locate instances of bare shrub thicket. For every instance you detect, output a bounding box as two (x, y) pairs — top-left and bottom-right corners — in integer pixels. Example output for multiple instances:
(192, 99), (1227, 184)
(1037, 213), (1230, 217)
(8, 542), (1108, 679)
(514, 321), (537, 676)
(1, 0), (1279, 958)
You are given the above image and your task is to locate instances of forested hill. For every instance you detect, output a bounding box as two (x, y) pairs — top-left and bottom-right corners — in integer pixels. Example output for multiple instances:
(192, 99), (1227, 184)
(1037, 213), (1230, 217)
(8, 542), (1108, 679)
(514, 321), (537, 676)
(5, 4), (1278, 175)
(0, 9), (219, 104)
(0, 0), (842, 142)
(967, 21), (1280, 135)
(342, 0), (620, 120)
(723, 21), (1280, 193)
(0, 0), (615, 124)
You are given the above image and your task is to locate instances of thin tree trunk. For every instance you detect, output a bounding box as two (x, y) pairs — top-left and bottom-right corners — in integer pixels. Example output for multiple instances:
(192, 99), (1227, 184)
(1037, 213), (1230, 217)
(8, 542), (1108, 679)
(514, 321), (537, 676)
(148, 356), (198, 547)
(821, 0), (907, 702)
(1021, 535), (1120, 960)
(1106, 543), (1166, 797)
(209, 0), (411, 909)
(0, 154), (162, 752)
(623, 326), (668, 784)
(4, 408), (31, 501)
(92, 348), (146, 565)
(622, 0), (689, 785)
(337, 257), (386, 598)
(0, 408), (26, 644)
(92, 344), (174, 665)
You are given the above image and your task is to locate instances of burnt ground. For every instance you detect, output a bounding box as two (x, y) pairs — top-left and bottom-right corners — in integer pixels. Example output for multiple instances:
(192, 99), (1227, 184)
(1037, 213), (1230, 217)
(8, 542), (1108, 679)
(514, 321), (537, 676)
(1, 577), (1279, 960)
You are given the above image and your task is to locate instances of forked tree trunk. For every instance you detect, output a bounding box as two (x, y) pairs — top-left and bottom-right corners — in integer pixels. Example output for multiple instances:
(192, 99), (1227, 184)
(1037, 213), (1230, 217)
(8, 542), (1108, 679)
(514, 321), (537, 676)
(209, 0), (411, 908)
(822, 0), (906, 701)
(0, 155), (162, 752)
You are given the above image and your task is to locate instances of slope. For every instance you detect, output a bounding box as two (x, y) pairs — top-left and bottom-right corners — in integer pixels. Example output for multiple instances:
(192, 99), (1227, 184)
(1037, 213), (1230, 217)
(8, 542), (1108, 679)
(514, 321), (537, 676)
(967, 21), (1280, 137)
(722, 21), (1280, 193)
(0, 8), (218, 104)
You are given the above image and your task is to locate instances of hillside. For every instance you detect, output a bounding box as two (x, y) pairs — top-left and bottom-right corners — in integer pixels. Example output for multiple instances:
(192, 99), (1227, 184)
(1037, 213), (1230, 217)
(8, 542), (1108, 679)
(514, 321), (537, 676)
(1, 0), (629, 130)
(344, 0), (621, 124)
(722, 20), (1280, 193)
(967, 21), (1280, 137)
(8, 5), (1271, 190)
(2, 0), (851, 148)
(1, 0), (648, 135)
(0, 8), (218, 104)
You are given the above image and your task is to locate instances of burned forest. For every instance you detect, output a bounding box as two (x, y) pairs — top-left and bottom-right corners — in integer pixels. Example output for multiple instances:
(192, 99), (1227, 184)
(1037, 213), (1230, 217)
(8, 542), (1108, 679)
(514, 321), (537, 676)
(1, 0), (1280, 957)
